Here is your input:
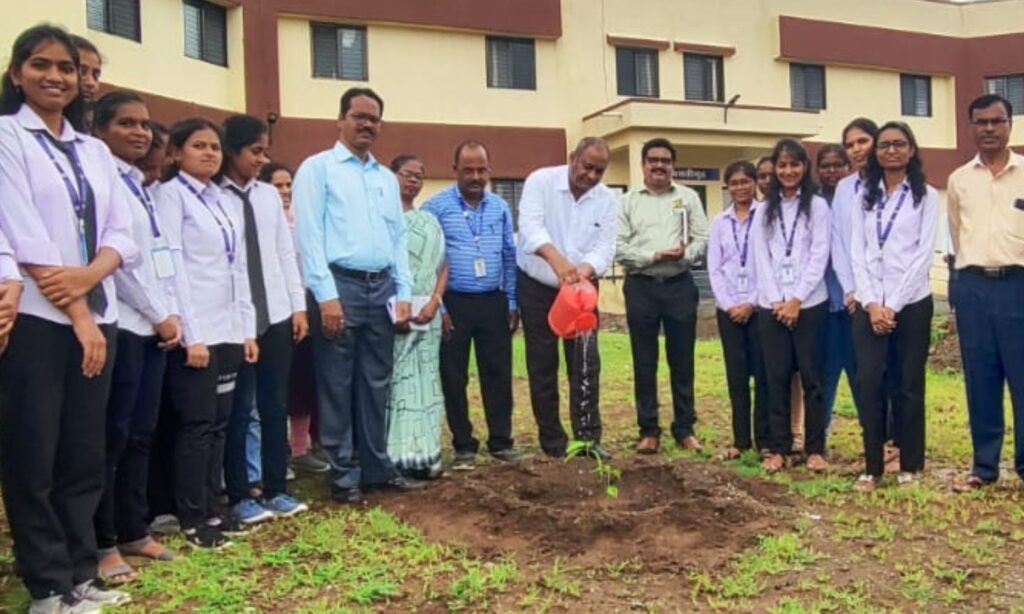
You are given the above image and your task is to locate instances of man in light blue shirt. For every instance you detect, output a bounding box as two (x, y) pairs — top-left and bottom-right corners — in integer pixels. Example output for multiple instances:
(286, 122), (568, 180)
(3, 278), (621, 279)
(293, 87), (420, 502)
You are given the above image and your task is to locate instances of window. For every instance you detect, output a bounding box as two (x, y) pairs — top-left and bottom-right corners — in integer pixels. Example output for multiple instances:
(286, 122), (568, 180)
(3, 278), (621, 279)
(616, 47), (659, 97)
(183, 0), (227, 66)
(491, 179), (524, 230)
(683, 53), (724, 102)
(790, 63), (825, 110)
(486, 37), (536, 90)
(311, 24), (367, 81)
(985, 74), (1024, 115)
(86, 0), (140, 41)
(900, 74), (932, 117)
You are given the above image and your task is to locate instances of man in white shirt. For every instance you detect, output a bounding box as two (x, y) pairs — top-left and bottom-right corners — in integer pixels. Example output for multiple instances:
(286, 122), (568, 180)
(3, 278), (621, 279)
(515, 137), (618, 460)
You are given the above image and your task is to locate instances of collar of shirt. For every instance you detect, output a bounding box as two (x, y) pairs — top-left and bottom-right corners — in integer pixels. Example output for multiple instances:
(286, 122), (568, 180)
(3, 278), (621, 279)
(724, 202), (757, 222)
(220, 176), (258, 193)
(113, 156), (146, 185)
(14, 103), (80, 143)
(448, 184), (496, 210)
(179, 170), (221, 202)
(970, 150), (1024, 177)
(331, 140), (379, 169)
(638, 183), (681, 197)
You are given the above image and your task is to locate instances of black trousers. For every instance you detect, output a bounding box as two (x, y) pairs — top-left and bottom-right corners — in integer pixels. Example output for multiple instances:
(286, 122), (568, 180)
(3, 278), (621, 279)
(95, 330), (167, 549)
(517, 269), (601, 454)
(225, 318), (293, 502)
(310, 270), (400, 493)
(440, 290), (514, 454)
(717, 309), (769, 450)
(163, 343), (242, 529)
(0, 315), (116, 599)
(758, 303), (828, 455)
(623, 272), (699, 440)
(852, 297), (932, 477)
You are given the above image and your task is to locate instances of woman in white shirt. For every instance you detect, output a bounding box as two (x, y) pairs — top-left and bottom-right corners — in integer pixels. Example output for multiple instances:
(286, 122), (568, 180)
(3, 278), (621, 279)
(91, 90), (182, 584)
(219, 114), (309, 523)
(155, 118), (257, 549)
(850, 121), (937, 491)
(0, 24), (138, 611)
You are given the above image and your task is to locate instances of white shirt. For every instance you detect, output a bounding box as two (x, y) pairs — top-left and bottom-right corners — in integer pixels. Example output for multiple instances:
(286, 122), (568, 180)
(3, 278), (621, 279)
(851, 181), (939, 312)
(113, 158), (179, 337)
(750, 194), (832, 309)
(830, 173), (862, 296)
(155, 172), (255, 346)
(0, 105), (140, 325)
(220, 177), (305, 326)
(515, 165), (619, 288)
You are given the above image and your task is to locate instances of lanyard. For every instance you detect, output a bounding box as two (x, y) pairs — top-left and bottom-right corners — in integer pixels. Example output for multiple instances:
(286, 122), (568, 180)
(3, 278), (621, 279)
(875, 184), (910, 249)
(460, 198), (486, 250)
(120, 171), (162, 238)
(730, 209), (754, 268)
(33, 132), (90, 264)
(777, 207), (800, 258)
(176, 175), (237, 264)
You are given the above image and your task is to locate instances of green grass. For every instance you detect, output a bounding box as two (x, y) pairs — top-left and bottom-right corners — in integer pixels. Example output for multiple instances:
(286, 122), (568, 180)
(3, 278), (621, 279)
(3, 326), (1023, 612)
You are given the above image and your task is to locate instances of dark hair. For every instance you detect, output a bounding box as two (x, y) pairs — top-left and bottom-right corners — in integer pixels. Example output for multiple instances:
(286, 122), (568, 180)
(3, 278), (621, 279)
(642, 138), (676, 162)
(220, 114), (268, 178)
(968, 93), (1013, 121)
(861, 121), (927, 211)
(339, 87), (384, 118)
(842, 117), (879, 145)
(0, 25), (86, 131)
(93, 90), (144, 131)
(816, 143), (848, 166)
(453, 140), (490, 166)
(69, 34), (100, 58)
(724, 160), (757, 184)
(389, 154), (421, 174)
(756, 156), (773, 170)
(764, 138), (818, 228)
(259, 161), (293, 183)
(163, 117), (221, 181)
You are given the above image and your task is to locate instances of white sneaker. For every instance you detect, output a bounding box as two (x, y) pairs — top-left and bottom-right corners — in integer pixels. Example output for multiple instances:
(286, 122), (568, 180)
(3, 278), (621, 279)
(29, 595), (101, 614)
(73, 580), (131, 606)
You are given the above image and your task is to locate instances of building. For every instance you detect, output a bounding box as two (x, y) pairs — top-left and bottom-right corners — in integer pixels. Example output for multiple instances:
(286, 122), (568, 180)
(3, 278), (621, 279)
(6, 0), (1024, 305)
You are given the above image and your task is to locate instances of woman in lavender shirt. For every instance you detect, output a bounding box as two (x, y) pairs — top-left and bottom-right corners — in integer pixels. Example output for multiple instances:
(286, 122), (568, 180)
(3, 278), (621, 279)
(751, 139), (832, 474)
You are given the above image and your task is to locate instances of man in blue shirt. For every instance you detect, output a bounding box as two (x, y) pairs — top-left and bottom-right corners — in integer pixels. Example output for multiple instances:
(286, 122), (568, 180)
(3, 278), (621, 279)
(423, 141), (519, 470)
(293, 87), (422, 503)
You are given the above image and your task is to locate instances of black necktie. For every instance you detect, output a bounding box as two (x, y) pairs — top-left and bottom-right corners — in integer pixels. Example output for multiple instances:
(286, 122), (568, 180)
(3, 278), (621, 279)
(228, 185), (270, 336)
(46, 134), (108, 315)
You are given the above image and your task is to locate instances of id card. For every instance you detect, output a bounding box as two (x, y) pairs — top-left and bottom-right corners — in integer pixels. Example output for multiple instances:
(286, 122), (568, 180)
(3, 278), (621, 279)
(779, 258), (797, 287)
(735, 270), (750, 293)
(151, 239), (175, 280)
(473, 258), (487, 278)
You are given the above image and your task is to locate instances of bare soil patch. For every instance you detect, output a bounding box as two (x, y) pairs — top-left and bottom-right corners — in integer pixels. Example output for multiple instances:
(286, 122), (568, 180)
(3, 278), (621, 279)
(381, 456), (791, 573)
(929, 317), (962, 372)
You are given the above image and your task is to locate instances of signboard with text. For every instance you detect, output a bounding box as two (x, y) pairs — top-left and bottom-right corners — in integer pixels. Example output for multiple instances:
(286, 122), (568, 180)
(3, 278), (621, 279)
(672, 167), (720, 182)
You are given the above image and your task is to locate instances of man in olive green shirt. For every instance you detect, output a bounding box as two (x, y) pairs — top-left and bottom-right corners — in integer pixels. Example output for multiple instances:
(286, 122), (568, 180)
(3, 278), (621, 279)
(616, 138), (709, 454)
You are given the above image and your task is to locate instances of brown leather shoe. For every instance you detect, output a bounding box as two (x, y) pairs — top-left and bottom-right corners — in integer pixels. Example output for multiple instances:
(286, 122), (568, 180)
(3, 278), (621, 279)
(635, 436), (660, 454)
(676, 435), (703, 451)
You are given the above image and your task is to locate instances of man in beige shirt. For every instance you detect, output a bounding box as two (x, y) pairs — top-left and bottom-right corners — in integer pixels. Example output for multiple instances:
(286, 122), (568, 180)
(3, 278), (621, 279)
(947, 93), (1024, 492)
(616, 138), (709, 454)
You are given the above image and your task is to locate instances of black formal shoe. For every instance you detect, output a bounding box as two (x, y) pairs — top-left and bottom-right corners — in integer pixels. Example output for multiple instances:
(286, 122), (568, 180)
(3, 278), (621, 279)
(490, 447), (522, 463)
(331, 488), (365, 504)
(543, 447), (566, 459)
(373, 476), (427, 492)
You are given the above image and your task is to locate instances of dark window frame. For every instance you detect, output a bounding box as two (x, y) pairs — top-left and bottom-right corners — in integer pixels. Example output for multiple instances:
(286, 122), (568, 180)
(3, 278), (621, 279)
(86, 0), (141, 41)
(491, 178), (525, 230)
(310, 22), (369, 81)
(183, 0), (228, 67)
(790, 62), (826, 110)
(985, 73), (1024, 116)
(682, 52), (725, 102)
(485, 36), (537, 90)
(616, 47), (660, 98)
(900, 73), (932, 117)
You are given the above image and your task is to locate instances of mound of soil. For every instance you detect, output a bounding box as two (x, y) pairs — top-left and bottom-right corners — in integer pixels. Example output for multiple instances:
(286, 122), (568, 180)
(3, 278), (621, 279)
(382, 457), (791, 573)
(929, 318), (962, 372)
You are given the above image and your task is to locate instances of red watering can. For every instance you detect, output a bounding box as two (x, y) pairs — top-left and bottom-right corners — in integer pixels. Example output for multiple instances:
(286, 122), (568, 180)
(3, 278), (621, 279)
(548, 279), (599, 339)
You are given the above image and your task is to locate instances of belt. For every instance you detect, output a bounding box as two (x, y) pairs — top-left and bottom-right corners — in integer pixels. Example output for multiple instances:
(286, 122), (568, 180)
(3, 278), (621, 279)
(962, 265), (1024, 279)
(329, 264), (389, 282)
(628, 270), (691, 284)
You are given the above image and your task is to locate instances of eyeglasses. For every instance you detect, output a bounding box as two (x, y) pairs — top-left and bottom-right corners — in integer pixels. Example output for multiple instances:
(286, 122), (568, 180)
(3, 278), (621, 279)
(644, 156), (674, 166)
(397, 170), (424, 181)
(971, 118), (1010, 128)
(876, 140), (910, 152)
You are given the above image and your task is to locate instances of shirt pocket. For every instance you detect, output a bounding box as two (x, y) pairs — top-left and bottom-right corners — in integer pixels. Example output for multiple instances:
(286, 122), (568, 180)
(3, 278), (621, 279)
(1008, 197), (1024, 240)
